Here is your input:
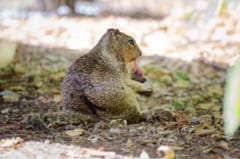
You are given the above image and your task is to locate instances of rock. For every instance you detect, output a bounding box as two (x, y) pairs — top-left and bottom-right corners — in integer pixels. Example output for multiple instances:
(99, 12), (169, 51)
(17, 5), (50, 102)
(0, 90), (19, 102)
(108, 128), (121, 135)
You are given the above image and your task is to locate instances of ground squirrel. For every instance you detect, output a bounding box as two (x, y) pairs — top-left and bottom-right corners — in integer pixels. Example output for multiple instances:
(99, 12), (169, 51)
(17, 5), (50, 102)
(62, 28), (152, 123)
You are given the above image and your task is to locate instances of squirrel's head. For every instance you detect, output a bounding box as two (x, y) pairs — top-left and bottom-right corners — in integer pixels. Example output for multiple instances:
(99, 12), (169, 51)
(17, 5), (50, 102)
(102, 28), (142, 64)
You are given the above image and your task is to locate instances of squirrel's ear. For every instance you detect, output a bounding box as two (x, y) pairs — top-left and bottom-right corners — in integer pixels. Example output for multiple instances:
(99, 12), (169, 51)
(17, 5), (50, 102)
(107, 28), (120, 35)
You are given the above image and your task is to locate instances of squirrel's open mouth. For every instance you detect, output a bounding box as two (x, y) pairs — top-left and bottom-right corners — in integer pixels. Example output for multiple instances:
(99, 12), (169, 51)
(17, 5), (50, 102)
(133, 60), (144, 76)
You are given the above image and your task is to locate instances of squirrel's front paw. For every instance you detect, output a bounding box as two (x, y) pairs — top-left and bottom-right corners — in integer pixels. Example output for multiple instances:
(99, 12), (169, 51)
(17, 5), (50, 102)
(131, 72), (146, 83)
(137, 77), (153, 96)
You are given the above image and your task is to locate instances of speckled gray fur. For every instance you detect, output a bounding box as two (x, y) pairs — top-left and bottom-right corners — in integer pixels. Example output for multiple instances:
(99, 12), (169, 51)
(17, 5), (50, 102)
(62, 29), (145, 123)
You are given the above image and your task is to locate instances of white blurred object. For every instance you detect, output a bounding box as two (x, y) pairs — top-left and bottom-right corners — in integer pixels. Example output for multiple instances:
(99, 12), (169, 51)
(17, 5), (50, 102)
(75, 1), (101, 16)
(57, 5), (72, 16)
(139, 150), (150, 159)
(0, 40), (17, 68)
(223, 61), (240, 138)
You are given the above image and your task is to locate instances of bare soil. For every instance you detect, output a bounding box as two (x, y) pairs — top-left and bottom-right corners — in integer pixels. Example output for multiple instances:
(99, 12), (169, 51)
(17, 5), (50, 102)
(1, 52), (240, 158)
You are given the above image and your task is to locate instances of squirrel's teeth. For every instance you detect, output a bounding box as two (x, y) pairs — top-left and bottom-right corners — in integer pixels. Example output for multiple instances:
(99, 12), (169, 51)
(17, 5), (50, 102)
(133, 60), (144, 76)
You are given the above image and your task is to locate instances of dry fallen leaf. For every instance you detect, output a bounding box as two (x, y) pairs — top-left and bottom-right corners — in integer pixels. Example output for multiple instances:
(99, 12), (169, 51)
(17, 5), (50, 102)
(65, 128), (85, 137)
(157, 145), (175, 159)
(0, 137), (24, 149)
(194, 122), (216, 136)
(126, 139), (134, 148)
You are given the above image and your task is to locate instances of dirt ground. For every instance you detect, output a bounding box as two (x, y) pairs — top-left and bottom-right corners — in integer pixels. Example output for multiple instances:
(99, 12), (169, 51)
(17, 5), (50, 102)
(0, 51), (239, 158)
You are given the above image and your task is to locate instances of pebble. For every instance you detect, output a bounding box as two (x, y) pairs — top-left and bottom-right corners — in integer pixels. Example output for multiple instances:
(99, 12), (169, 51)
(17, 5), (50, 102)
(108, 128), (121, 135)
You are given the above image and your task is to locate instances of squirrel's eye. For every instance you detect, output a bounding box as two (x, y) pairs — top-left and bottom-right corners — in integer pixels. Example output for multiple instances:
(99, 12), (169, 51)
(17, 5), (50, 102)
(128, 39), (134, 45)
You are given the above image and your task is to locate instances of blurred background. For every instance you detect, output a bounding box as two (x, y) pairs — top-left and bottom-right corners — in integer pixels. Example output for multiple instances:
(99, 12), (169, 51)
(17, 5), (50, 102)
(0, 0), (239, 67)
